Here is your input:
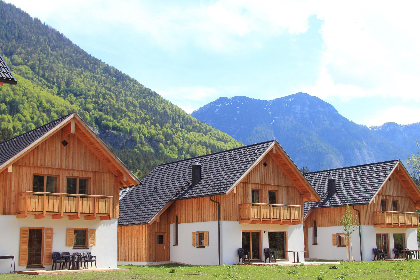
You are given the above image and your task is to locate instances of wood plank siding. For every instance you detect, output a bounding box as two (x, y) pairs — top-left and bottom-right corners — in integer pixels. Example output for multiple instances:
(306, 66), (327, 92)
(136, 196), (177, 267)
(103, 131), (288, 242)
(1, 127), (122, 218)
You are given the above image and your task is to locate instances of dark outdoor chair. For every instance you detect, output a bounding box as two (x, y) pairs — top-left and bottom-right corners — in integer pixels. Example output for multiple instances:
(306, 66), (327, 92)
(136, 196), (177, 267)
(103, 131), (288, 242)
(238, 248), (250, 264)
(52, 252), (65, 270)
(373, 248), (385, 260)
(393, 248), (401, 259)
(264, 248), (276, 263)
(83, 251), (97, 268)
(61, 252), (71, 269)
(404, 248), (415, 260)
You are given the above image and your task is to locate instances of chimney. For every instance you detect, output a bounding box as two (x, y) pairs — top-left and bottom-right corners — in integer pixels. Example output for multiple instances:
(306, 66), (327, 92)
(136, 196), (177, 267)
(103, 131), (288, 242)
(192, 162), (202, 186)
(327, 178), (336, 198)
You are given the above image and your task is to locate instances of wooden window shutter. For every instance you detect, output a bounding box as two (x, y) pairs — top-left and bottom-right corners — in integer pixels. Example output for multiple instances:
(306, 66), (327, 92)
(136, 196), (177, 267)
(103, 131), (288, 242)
(19, 228), (29, 266)
(44, 228), (53, 265)
(204, 231), (209, 246)
(88, 229), (96, 247)
(332, 234), (337, 246)
(66, 228), (74, 247)
(192, 232), (196, 247)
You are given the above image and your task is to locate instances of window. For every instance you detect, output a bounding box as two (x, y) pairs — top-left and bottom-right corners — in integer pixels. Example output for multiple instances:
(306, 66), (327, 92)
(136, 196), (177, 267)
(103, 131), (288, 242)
(376, 233), (389, 256)
(33, 175), (58, 193)
(392, 201), (398, 211)
(66, 228), (96, 248)
(74, 229), (87, 247)
(174, 216), (179, 246)
(381, 200), (387, 211)
(252, 190), (260, 203)
(67, 178), (89, 194)
(157, 234), (164, 244)
(332, 233), (348, 247)
(268, 191), (277, 204)
(393, 233), (405, 250)
(192, 231), (209, 248)
(313, 221), (318, 245)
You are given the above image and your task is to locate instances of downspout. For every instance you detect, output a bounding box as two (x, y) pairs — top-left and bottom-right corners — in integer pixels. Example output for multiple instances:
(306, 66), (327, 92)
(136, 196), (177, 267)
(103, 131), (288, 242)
(352, 205), (362, 261)
(210, 195), (221, 266)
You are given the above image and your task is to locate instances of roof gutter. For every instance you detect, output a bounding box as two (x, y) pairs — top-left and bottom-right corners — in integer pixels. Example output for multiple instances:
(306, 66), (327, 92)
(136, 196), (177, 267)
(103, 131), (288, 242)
(352, 205), (362, 261)
(210, 195), (221, 266)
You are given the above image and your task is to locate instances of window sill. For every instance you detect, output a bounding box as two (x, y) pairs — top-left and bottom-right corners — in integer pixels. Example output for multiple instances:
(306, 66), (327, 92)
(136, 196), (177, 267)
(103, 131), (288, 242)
(73, 246), (89, 249)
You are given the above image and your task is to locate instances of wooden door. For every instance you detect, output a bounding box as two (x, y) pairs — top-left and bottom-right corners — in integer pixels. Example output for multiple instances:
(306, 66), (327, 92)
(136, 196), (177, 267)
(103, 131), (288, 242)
(155, 232), (168, 262)
(28, 229), (43, 266)
(242, 231), (261, 260)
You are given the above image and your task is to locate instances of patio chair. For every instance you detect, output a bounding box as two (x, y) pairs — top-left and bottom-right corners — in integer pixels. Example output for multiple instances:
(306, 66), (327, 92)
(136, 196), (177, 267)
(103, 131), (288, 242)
(404, 248), (415, 260)
(373, 248), (385, 260)
(52, 252), (65, 270)
(264, 248), (276, 263)
(61, 252), (71, 269)
(393, 248), (401, 259)
(83, 251), (97, 268)
(238, 248), (250, 264)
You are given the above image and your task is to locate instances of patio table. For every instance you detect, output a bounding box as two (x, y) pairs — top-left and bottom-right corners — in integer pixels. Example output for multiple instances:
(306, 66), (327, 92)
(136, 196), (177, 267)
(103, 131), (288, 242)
(401, 249), (420, 260)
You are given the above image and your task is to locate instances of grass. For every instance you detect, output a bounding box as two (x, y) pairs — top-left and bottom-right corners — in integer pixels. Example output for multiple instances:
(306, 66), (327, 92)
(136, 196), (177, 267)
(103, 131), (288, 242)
(1, 261), (420, 279)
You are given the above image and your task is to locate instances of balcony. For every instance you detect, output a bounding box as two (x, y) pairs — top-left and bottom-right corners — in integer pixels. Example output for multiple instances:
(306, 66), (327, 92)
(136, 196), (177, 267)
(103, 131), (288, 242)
(239, 203), (302, 224)
(17, 191), (113, 220)
(374, 211), (419, 228)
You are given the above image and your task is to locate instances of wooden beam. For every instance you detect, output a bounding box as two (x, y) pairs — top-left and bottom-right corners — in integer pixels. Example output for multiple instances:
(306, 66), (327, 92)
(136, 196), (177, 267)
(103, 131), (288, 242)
(1, 165), (12, 174)
(84, 215), (97, 220)
(68, 215), (80, 220)
(115, 174), (127, 182)
(62, 120), (75, 137)
(16, 214), (27, 219)
(34, 214), (45, 219)
(100, 215), (111, 221)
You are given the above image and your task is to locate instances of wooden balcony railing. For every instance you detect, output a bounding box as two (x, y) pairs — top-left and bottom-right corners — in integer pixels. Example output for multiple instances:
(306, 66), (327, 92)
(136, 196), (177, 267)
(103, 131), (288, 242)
(239, 203), (302, 224)
(374, 211), (419, 228)
(17, 191), (113, 220)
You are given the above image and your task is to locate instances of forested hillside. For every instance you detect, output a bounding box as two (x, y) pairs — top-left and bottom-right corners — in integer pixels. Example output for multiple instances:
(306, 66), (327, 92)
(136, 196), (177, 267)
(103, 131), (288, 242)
(0, 2), (242, 178)
(192, 93), (416, 171)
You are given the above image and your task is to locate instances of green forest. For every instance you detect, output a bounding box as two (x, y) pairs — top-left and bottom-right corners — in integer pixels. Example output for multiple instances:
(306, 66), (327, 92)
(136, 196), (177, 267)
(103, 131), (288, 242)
(0, 2), (242, 178)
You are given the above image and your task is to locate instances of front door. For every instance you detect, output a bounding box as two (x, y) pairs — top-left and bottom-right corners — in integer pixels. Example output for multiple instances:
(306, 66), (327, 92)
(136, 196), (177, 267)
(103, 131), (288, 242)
(268, 231), (286, 259)
(242, 231), (261, 260)
(28, 229), (43, 266)
(155, 232), (168, 261)
(376, 233), (389, 256)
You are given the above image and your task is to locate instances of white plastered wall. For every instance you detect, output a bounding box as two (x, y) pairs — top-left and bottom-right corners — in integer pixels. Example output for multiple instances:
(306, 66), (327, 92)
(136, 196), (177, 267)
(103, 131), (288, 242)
(307, 225), (418, 261)
(169, 220), (305, 265)
(0, 215), (117, 274)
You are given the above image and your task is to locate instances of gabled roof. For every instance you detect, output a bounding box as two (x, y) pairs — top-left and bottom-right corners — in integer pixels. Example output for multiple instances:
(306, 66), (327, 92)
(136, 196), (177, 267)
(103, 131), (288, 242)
(304, 160), (420, 217)
(119, 140), (319, 226)
(0, 113), (139, 186)
(0, 55), (17, 85)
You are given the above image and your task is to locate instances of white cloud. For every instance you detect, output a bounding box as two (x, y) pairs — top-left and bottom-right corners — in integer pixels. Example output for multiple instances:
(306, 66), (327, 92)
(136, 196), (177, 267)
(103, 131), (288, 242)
(156, 86), (220, 113)
(365, 106), (420, 127)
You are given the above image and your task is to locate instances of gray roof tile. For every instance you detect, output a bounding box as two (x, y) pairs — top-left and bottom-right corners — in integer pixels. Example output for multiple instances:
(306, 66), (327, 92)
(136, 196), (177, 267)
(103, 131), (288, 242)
(119, 140), (275, 225)
(304, 160), (399, 216)
(0, 55), (17, 85)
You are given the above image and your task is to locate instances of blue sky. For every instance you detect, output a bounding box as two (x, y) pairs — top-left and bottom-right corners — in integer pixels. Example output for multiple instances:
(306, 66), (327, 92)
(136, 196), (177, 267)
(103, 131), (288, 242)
(6, 0), (420, 127)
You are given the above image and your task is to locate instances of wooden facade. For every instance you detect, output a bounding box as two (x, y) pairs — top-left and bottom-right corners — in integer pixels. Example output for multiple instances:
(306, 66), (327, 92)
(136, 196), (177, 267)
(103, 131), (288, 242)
(0, 115), (138, 220)
(118, 146), (317, 262)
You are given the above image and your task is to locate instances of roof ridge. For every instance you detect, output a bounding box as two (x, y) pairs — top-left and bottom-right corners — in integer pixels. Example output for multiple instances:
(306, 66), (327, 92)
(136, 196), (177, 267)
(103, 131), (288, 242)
(304, 159), (399, 175)
(155, 140), (275, 167)
(0, 113), (73, 145)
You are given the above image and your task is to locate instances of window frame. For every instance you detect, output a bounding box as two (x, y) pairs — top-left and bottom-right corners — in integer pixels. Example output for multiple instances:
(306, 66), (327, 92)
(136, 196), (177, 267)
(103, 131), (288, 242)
(268, 190), (277, 205)
(174, 216), (179, 246)
(192, 231), (209, 248)
(392, 200), (398, 211)
(252, 189), (260, 203)
(313, 220), (318, 245)
(66, 177), (90, 195)
(336, 233), (348, 247)
(73, 228), (88, 249)
(33, 174), (59, 193)
(381, 200), (387, 211)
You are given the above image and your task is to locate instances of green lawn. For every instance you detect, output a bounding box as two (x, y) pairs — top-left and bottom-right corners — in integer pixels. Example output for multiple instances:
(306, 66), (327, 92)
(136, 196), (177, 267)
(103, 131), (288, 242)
(1, 261), (420, 279)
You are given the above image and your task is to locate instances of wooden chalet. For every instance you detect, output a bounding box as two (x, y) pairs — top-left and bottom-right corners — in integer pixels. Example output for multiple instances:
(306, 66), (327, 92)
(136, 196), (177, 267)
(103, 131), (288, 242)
(118, 140), (320, 265)
(0, 54), (17, 85)
(304, 160), (420, 261)
(0, 113), (139, 272)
